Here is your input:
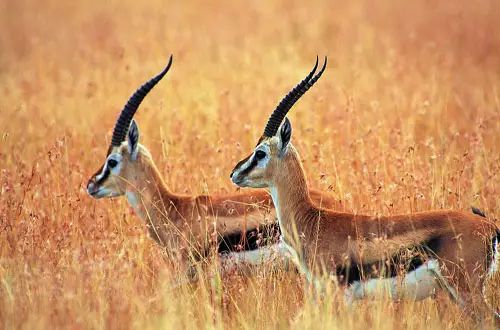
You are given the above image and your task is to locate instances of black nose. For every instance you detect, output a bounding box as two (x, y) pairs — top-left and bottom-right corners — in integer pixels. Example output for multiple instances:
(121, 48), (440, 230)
(230, 171), (234, 179)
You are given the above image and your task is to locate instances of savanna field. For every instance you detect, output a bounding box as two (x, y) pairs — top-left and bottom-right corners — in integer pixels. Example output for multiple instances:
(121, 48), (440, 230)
(1, 0), (499, 328)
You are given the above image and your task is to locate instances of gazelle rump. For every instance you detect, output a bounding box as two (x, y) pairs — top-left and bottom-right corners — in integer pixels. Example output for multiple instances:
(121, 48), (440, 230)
(86, 56), (337, 278)
(230, 57), (500, 318)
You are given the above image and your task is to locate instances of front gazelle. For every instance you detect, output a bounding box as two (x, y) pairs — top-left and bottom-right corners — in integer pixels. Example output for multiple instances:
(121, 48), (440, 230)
(230, 57), (500, 321)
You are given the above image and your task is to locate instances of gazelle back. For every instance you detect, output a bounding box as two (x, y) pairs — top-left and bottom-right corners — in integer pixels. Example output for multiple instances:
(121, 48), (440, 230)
(86, 56), (339, 279)
(231, 57), (499, 321)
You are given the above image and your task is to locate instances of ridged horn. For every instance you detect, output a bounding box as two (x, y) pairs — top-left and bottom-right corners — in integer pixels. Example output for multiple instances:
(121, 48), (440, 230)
(110, 55), (173, 147)
(262, 56), (327, 137)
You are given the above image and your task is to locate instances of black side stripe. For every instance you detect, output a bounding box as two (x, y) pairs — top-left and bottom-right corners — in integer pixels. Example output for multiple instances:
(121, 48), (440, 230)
(193, 223), (281, 261)
(337, 236), (442, 285)
(217, 223), (281, 254)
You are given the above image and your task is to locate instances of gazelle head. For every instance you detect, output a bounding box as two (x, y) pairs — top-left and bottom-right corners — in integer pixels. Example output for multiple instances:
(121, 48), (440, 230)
(87, 56), (172, 199)
(230, 56), (327, 188)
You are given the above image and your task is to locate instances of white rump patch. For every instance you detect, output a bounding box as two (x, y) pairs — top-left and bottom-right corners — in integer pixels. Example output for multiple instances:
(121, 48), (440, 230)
(488, 235), (499, 277)
(345, 259), (443, 304)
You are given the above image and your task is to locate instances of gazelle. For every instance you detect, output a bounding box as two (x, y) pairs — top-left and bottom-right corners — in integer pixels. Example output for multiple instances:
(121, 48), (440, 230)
(230, 57), (500, 318)
(86, 55), (337, 279)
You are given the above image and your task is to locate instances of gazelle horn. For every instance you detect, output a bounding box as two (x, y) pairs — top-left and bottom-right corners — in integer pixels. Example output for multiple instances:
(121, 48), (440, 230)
(262, 56), (327, 137)
(110, 55), (173, 147)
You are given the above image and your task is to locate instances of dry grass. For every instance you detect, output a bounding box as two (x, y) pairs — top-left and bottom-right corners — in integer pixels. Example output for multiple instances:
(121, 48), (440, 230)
(1, 0), (499, 328)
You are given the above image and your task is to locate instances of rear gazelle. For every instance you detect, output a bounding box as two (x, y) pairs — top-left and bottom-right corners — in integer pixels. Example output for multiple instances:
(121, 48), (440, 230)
(230, 57), (499, 319)
(86, 56), (337, 279)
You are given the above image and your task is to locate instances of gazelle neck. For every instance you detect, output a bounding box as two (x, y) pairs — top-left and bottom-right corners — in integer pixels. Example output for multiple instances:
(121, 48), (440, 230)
(123, 148), (181, 246)
(268, 144), (313, 245)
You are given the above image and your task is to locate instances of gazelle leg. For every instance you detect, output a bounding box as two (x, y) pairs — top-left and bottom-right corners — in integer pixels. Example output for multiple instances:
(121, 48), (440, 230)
(436, 260), (498, 325)
(429, 268), (464, 307)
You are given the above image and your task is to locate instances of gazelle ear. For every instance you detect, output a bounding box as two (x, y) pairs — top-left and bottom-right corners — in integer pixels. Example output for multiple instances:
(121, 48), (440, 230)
(278, 117), (292, 155)
(127, 119), (140, 160)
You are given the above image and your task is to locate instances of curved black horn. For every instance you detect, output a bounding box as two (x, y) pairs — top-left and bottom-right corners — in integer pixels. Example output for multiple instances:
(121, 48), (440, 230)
(110, 55), (173, 147)
(262, 56), (327, 137)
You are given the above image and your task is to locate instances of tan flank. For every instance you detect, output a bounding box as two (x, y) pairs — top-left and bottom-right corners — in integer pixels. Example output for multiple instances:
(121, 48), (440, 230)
(231, 57), (500, 320)
(86, 56), (337, 279)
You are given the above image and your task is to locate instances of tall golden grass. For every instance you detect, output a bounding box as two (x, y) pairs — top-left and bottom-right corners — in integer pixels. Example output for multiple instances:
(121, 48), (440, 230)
(1, 0), (499, 328)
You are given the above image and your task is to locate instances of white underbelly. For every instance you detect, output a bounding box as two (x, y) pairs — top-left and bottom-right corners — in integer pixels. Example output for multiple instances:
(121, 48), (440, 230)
(345, 259), (442, 303)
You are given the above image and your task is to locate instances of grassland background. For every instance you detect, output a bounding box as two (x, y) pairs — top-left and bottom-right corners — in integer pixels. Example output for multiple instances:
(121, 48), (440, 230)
(0, 0), (499, 329)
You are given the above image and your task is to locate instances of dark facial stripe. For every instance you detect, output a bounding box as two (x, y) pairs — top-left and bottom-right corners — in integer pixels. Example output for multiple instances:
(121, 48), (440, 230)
(239, 154), (258, 177)
(88, 165), (102, 187)
(232, 153), (251, 173)
(231, 137), (266, 177)
(96, 167), (111, 184)
(89, 164), (110, 186)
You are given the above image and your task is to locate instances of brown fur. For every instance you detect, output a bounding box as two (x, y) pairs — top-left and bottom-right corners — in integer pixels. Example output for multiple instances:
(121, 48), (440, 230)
(232, 137), (499, 317)
(87, 143), (337, 272)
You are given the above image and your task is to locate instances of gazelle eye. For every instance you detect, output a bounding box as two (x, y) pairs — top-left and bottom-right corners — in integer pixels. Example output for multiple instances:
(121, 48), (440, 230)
(255, 150), (266, 160)
(107, 159), (118, 168)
